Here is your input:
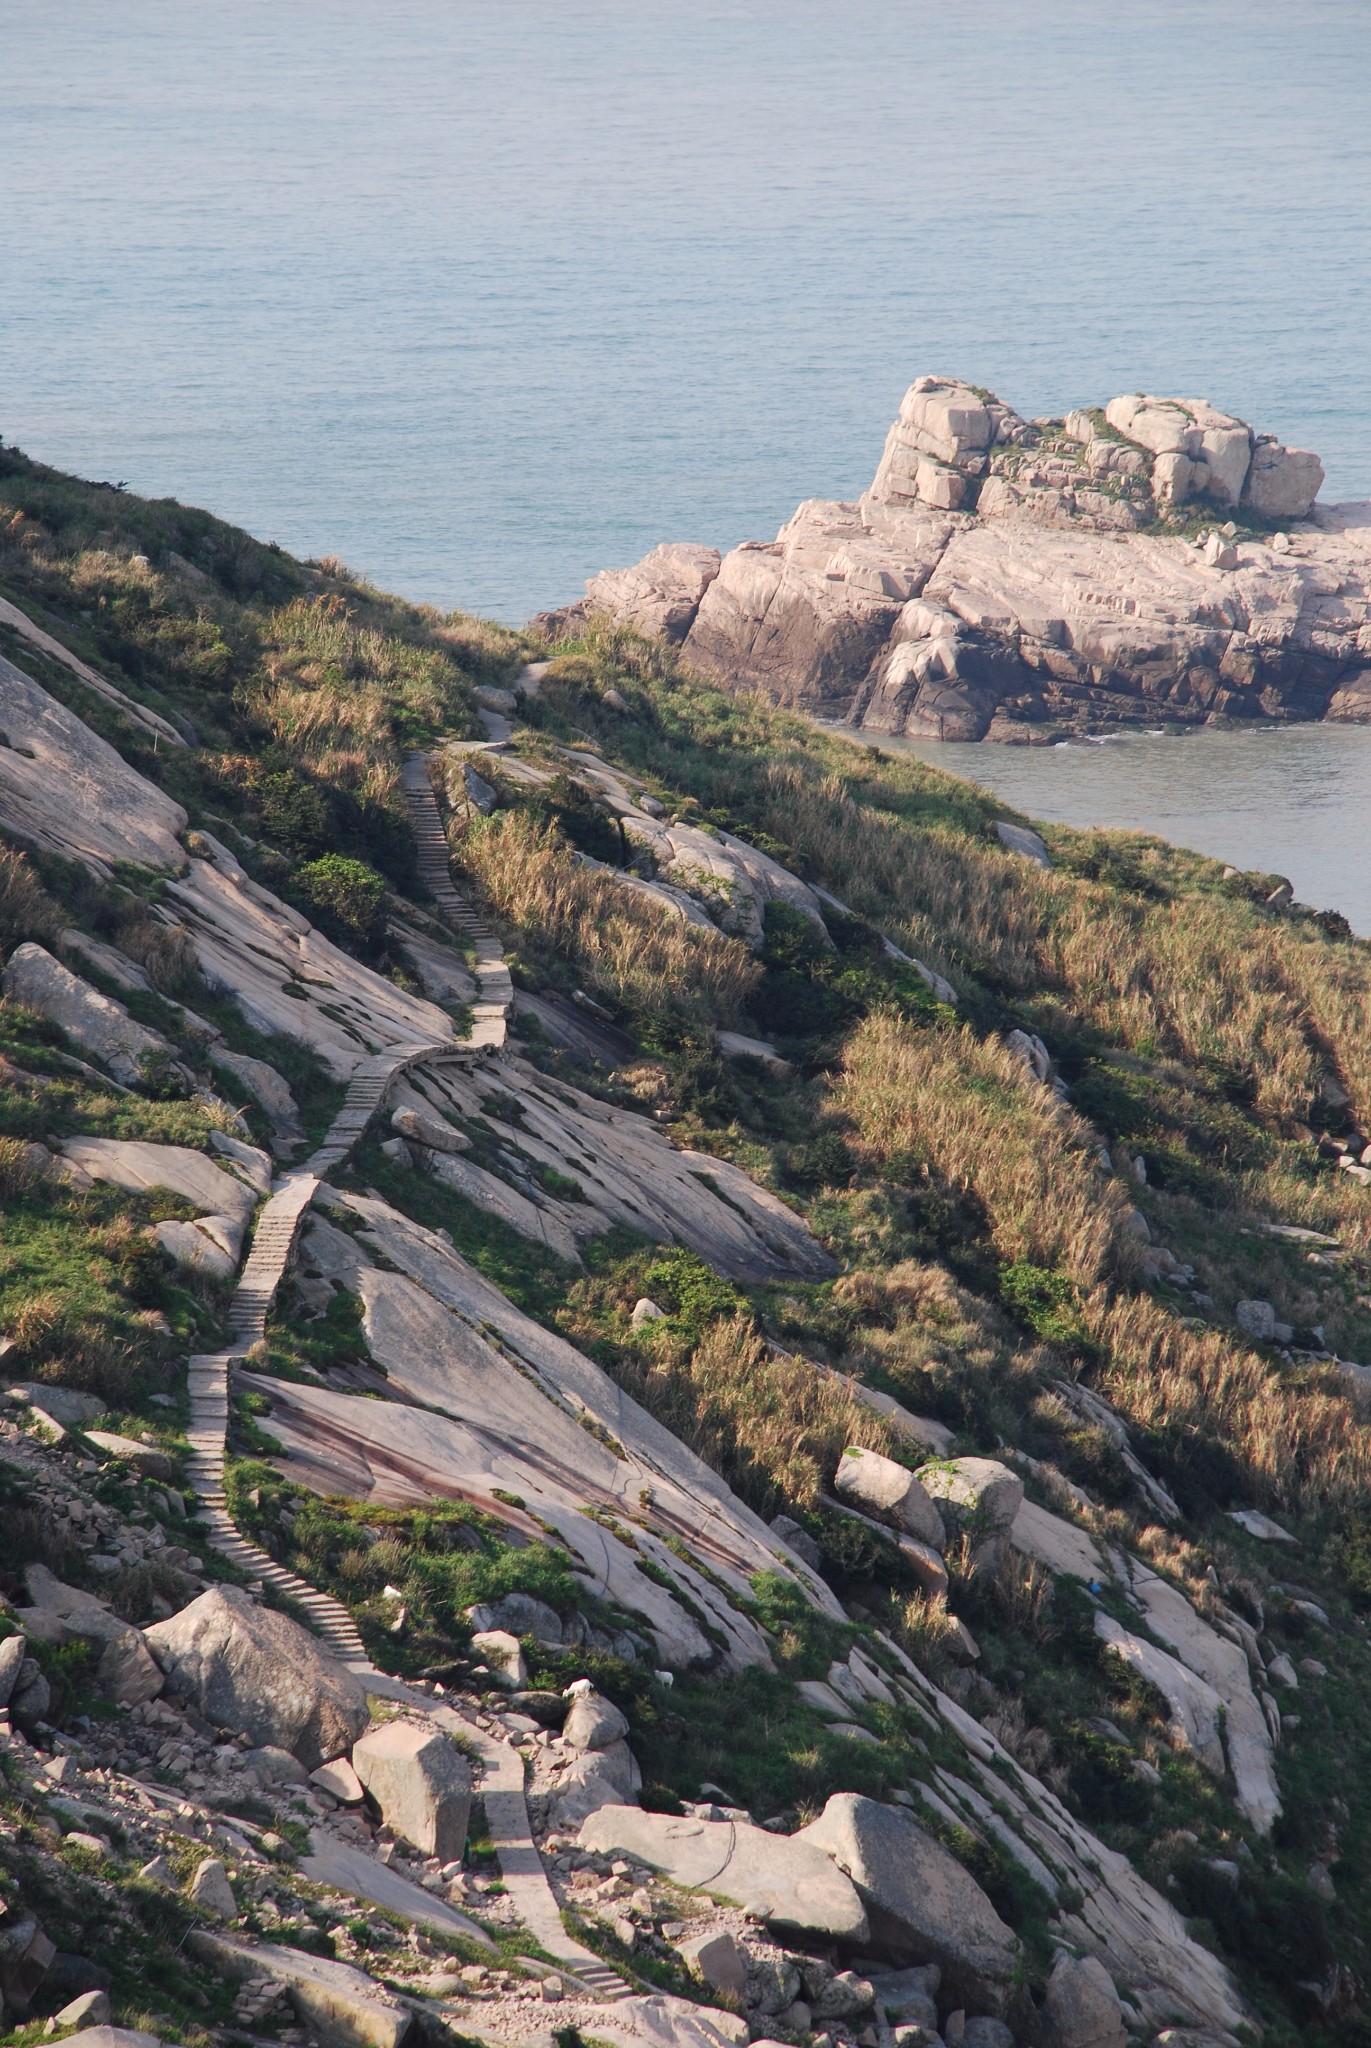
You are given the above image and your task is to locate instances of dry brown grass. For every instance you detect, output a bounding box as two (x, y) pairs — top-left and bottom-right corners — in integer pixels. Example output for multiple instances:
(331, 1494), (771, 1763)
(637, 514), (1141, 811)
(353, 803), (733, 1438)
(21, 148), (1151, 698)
(457, 810), (761, 1032)
(836, 1010), (1371, 1510)
(1092, 1287), (1371, 1510)
(836, 1009), (1142, 1286)
(0, 1135), (38, 1200)
(737, 754), (1360, 1126)
(0, 845), (60, 952)
(833, 1258), (1049, 1440)
(618, 1313), (901, 1517)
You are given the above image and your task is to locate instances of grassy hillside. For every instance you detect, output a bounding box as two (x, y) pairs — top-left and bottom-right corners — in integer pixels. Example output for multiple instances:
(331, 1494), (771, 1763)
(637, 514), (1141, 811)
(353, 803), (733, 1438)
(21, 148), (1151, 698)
(5, 443), (1371, 2044)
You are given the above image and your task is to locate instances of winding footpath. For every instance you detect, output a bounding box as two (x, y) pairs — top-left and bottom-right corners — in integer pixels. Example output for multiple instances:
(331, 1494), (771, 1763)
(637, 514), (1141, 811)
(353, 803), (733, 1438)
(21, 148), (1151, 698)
(183, 733), (629, 2001)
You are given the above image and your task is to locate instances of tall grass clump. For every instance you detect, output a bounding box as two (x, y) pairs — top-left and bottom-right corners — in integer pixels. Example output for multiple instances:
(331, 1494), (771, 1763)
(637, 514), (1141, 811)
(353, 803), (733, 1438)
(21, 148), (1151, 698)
(837, 1010), (1371, 1512)
(836, 1009), (1139, 1287)
(618, 1311), (901, 1517)
(456, 809), (761, 1039)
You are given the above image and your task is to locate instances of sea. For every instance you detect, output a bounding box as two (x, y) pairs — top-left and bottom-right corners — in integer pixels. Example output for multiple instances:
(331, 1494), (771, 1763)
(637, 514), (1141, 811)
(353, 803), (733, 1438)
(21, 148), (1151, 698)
(4, 0), (1371, 921)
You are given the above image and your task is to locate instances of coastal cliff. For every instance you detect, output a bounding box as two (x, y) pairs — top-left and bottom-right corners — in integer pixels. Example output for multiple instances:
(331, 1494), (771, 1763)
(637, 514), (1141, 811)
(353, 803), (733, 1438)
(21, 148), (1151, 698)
(549, 378), (1371, 741)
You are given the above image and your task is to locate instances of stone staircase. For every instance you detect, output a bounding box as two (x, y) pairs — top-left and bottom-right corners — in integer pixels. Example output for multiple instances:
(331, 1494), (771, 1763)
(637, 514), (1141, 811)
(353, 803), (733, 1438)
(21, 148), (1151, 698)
(178, 745), (629, 1997)
(401, 751), (512, 1053)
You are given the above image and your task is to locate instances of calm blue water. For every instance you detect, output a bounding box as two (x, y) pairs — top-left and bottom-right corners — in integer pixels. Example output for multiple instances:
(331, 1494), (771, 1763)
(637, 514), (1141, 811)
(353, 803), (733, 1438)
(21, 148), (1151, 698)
(3, 1), (1370, 622)
(856, 725), (1371, 937)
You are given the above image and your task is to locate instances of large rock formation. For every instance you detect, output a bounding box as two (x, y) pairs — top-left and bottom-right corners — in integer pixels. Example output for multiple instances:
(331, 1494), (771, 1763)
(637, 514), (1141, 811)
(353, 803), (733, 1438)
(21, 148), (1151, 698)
(350, 1720), (472, 1860)
(558, 375), (1371, 741)
(144, 1589), (371, 1768)
(795, 1794), (1019, 2013)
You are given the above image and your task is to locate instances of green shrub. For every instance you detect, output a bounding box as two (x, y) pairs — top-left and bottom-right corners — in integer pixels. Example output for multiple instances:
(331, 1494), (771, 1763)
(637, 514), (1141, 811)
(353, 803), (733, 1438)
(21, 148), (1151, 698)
(293, 853), (387, 948)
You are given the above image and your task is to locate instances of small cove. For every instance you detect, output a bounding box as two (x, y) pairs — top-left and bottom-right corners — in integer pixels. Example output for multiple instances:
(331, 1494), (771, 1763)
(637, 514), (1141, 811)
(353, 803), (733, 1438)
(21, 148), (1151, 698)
(828, 723), (1371, 936)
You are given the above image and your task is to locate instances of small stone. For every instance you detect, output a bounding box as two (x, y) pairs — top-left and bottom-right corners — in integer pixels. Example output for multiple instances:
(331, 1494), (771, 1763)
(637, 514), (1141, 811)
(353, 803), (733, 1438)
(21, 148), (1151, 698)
(138, 1855), (177, 1888)
(541, 1977), (564, 2002)
(676, 1927), (749, 1996)
(631, 1298), (666, 1327)
(189, 1856), (237, 1920)
(310, 1757), (365, 1804)
(47, 1989), (111, 2033)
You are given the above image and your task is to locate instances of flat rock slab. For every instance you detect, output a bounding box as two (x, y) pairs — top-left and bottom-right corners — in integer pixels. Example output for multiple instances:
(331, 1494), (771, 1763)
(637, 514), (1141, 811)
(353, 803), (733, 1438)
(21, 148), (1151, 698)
(186, 1929), (413, 2048)
(301, 1831), (492, 1945)
(578, 1808), (868, 1943)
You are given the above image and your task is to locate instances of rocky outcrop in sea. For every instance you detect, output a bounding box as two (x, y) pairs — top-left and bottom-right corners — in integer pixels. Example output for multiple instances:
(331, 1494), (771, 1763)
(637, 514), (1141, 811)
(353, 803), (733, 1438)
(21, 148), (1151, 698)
(551, 377), (1371, 740)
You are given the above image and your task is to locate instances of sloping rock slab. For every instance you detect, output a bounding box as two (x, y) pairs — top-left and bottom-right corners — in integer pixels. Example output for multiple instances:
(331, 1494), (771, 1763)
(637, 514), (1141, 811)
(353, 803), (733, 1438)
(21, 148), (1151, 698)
(186, 1929), (412, 2048)
(144, 1587), (369, 1768)
(0, 651), (187, 873)
(301, 1831), (492, 1944)
(166, 841), (453, 1078)
(1009, 1499), (1105, 1583)
(61, 1137), (257, 1260)
(1125, 1560), (1280, 1832)
(3, 945), (173, 1088)
(795, 1794), (1018, 2013)
(324, 1189), (838, 1614)
(1094, 1613), (1225, 1774)
(238, 1365), (748, 1672)
(413, 1055), (834, 1282)
(578, 1808), (868, 1943)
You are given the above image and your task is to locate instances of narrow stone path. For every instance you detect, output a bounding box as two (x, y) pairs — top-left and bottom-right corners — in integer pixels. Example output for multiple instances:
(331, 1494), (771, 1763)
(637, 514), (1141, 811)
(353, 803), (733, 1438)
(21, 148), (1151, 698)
(401, 750), (512, 1051)
(180, 749), (628, 1996)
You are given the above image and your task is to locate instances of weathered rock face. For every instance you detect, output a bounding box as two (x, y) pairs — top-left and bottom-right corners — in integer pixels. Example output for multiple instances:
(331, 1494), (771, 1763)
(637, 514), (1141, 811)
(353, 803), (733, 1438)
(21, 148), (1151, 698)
(0, 650), (188, 875)
(795, 1794), (1019, 2013)
(144, 1588), (370, 1768)
(2, 944), (179, 1089)
(350, 1720), (472, 1861)
(583, 543), (722, 641)
(561, 376), (1371, 740)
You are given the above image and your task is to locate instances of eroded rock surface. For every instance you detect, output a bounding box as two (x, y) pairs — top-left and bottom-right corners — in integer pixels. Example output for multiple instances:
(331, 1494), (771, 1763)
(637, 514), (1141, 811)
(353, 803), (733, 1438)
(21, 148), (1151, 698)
(558, 376), (1371, 740)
